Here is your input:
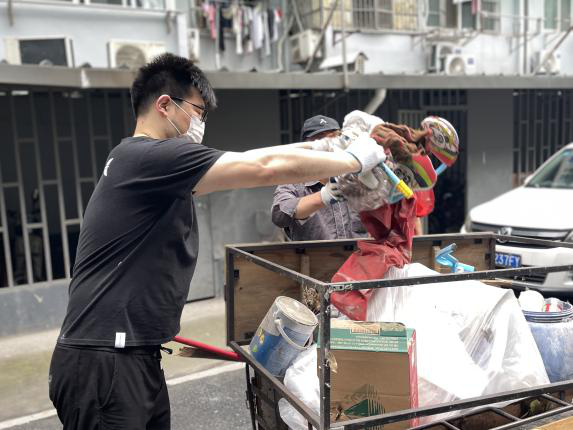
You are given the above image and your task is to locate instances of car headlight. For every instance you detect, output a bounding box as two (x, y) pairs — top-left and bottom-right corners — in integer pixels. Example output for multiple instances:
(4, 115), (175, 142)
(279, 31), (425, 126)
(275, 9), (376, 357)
(464, 214), (472, 232)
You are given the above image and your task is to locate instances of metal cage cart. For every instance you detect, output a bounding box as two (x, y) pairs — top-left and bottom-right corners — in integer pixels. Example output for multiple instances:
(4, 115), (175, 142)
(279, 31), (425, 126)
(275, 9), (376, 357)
(224, 232), (573, 430)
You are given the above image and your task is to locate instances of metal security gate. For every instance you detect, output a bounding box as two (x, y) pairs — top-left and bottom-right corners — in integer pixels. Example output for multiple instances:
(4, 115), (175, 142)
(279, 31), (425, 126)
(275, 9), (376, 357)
(513, 89), (573, 186)
(279, 89), (468, 234)
(0, 88), (133, 288)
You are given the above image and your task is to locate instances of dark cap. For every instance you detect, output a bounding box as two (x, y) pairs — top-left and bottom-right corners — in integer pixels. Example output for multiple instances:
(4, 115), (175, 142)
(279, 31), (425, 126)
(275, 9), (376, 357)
(300, 115), (340, 141)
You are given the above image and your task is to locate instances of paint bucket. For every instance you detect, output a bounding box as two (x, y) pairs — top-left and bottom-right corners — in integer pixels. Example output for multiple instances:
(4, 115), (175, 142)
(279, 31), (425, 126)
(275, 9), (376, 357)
(249, 296), (318, 378)
(524, 300), (573, 382)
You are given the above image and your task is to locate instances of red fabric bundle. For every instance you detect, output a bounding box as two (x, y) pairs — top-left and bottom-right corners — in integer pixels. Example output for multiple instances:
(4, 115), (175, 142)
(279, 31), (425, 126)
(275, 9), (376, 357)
(331, 197), (417, 321)
(329, 122), (434, 320)
(415, 189), (435, 217)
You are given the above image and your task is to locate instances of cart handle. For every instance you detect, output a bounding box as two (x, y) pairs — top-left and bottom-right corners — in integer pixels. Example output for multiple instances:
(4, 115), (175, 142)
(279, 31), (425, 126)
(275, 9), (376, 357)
(173, 336), (243, 362)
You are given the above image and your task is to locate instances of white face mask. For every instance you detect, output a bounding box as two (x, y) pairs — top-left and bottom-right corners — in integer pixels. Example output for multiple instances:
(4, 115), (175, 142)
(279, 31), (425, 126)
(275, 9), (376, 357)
(168, 100), (205, 143)
(187, 114), (205, 143)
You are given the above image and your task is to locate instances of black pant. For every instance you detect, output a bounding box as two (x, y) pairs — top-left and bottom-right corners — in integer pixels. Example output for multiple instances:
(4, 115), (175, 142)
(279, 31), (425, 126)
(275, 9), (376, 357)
(49, 344), (170, 429)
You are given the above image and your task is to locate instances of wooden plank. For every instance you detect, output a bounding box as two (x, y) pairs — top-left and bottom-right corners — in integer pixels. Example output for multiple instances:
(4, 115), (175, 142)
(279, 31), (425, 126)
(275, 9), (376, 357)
(533, 416), (573, 429)
(231, 237), (494, 342)
(233, 254), (301, 342)
(306, 247), (354, 282)
(412, 237), (492, 271)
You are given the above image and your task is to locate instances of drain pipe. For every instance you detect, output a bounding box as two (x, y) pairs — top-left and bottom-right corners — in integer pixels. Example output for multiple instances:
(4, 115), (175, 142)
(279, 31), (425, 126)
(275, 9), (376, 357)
(364, 88), (387, 115)
(340, 0), (348, 90)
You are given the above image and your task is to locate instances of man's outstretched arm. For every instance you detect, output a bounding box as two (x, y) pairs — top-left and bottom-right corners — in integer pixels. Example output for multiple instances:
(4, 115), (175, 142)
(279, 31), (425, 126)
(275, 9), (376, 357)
(193, 136), (383, 196)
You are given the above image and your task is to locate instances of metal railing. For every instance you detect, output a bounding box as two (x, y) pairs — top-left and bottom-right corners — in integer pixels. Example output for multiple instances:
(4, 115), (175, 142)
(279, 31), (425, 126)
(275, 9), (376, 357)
(512, 90), (573, 186)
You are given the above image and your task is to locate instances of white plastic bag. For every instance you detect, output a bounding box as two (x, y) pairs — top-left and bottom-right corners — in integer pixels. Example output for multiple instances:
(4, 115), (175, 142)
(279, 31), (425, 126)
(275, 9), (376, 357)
(279, 263), (549, 428)
(278, 345), (320, 430)
(367, 263), (549, 423)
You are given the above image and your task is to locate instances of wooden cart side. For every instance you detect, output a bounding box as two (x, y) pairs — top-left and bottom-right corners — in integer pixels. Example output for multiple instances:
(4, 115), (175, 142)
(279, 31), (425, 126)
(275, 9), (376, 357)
(226, 234), (495, 344)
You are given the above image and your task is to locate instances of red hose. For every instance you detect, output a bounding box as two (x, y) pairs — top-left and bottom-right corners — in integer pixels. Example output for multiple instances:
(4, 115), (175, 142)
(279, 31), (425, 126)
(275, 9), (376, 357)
(173, 336), (243, 362)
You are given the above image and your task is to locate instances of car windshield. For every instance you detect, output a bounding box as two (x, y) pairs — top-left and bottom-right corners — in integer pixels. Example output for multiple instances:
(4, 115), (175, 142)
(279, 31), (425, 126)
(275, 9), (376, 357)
(527, 148), (573, 189)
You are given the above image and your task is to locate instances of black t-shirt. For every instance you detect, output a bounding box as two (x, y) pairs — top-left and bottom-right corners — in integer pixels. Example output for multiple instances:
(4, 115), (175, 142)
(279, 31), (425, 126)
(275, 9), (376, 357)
(58, 136), (224, 347)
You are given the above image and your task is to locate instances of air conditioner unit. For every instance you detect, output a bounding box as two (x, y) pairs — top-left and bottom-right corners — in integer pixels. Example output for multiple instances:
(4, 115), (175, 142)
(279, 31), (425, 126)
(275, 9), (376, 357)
(289, 30), (322, 64)
(428, 43), (462, 73)
(444, 54), (477, 75)
(533, 50), (561, 75)
(188, 29), (200, 62)
(4, 36), (74, 67)
(108, 40), (166, 70)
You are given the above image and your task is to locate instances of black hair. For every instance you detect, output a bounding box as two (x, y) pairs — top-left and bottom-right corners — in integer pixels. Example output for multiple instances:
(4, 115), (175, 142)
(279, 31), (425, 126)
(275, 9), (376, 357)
(130, 53), (217, 117)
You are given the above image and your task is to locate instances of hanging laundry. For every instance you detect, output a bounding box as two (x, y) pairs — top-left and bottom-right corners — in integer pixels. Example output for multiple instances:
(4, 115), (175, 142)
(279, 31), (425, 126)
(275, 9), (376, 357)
(231, 2), (243, 55)
(272, 8), (282, 43)
(251, 4), (264, 50)
(267, 8), (274, 43)
(242, 6), (254, 53)
(218, 5), (233, 52)
(262, 9), (271, 56)
(205, 2), (217, 40)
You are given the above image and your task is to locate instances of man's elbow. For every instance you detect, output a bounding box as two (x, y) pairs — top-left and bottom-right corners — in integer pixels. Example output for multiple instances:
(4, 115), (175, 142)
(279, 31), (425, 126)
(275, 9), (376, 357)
(252, 154), (280, 185)
(271, 206), (291, 228)
(256, 165), (277, 185)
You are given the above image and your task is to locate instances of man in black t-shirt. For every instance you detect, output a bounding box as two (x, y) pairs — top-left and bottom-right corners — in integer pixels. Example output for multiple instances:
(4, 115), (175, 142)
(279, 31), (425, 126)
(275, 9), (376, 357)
(48, 53), (386, 429)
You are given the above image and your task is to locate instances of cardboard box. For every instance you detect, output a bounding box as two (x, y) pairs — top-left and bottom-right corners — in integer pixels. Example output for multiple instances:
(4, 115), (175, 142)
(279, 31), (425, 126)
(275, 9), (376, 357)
(322, 320), (418, 430)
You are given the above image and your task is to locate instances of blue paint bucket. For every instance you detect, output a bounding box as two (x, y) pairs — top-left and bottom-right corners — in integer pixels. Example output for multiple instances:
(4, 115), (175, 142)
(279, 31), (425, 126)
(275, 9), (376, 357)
(249, 296), (318, 378)
(524, 300), (573, 382)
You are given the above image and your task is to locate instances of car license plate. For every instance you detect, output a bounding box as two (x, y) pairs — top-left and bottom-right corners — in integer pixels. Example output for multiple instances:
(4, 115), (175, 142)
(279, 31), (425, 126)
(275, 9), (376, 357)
(495, 252), (522, 268)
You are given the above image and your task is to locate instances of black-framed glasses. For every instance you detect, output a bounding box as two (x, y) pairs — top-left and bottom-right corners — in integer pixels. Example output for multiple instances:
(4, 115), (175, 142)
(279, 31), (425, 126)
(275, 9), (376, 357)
(171, 96), (208, 122)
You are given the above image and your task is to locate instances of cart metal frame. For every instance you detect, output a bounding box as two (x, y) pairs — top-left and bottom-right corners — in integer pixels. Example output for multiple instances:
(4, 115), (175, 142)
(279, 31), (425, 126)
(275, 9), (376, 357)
(225, 232), (573, 430)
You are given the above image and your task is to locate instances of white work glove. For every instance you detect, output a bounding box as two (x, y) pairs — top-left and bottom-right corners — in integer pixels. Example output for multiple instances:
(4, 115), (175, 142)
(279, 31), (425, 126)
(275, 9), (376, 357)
(320, 179), (345, 206)
(344, 133), (387, 173)
(343, 110), (384, 134)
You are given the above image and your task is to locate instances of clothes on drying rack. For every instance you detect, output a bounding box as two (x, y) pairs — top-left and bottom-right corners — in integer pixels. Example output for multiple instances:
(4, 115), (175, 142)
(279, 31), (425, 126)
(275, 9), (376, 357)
(201, 1), (282, 55)
(219, 5), (233, 51)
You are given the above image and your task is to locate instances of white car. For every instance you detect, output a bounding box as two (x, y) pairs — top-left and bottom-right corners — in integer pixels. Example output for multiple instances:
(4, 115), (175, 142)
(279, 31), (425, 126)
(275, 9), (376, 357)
(462, 143), (573, 288)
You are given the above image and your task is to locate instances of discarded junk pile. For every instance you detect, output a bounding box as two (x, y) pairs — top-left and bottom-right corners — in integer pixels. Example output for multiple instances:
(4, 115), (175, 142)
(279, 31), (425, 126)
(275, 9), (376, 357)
(226, 111), (573, 430)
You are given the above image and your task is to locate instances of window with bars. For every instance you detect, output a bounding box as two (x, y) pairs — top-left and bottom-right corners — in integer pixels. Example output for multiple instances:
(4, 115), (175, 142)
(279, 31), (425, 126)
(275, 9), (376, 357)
(544, 0), (572, 31)
(427, 0), (442, 27)
(461, 0), (500, 32)
(426, 0), (458, 28)
(298, 0), (419, 32)
(480, 0), (500, 31)
(427, 0), (499, 32)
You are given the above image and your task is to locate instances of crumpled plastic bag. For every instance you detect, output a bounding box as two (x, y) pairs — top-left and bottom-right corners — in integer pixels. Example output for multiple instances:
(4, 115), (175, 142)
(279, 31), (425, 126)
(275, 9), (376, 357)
(330, 197), (417, 320)
(278, 345), (320, 430)
(367, 263), (549, 423)
(335, 166), (394, 212)
(278, 264), (549, 429)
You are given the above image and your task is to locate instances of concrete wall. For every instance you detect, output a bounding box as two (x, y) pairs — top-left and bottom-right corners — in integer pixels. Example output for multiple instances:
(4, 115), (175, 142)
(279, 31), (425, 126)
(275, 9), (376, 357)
(2, 0), (573, 75)
(0, 1), (281, 71)
(321, 1), (573, 76)
(202, 89), (282, 295)
(466, 89), (514, 211)
(0, 2), (182, 67)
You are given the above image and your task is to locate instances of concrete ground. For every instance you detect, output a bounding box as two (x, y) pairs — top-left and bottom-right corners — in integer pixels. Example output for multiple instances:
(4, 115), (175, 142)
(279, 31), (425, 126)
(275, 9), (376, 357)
(0, 298), (232, 424)
(3, 367), (253, 430)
